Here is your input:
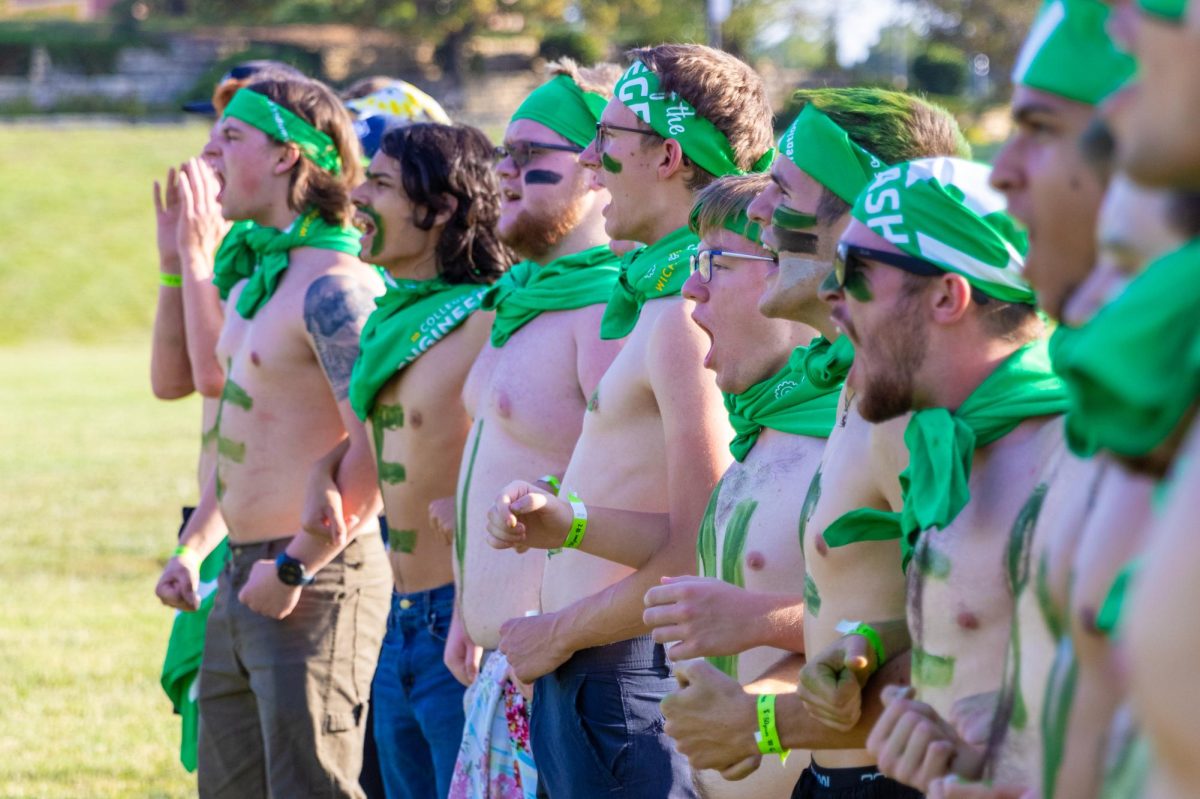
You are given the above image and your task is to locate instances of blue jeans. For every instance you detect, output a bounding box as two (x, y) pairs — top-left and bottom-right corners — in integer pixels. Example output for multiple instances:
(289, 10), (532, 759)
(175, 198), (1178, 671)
(531, 635), (698, 798)
(372, 583), (466, 799)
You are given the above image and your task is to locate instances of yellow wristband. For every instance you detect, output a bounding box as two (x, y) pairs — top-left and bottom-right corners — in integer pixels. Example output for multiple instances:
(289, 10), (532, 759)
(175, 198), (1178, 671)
(754, 694), (789, 762)
(160, 272), (183, 288)
(173, 544), (200, 570)
(562, 491), (588, 549)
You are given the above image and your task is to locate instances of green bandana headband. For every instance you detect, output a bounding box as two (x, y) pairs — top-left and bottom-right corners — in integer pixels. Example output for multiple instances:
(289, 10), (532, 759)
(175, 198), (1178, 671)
(511, 74), (608, 149)
(724, 342), (841, 461)
(779, 104), (887, 204)
(612, 61), (773, 178)
(852, 157), (1033, 304)
(223, 88), (343, 175)
(1012, 0), (1136, 105)
(482, 244), (621, 347)
(213, 210), (363, 319)
(600, 225), (698, 339)
(349, 278), (487, 419)
(688, 196), (763, 245)
(1049, 237), (1200, 458)
(1139, 0), (1187, 20)
(896, 340), (1068, 571)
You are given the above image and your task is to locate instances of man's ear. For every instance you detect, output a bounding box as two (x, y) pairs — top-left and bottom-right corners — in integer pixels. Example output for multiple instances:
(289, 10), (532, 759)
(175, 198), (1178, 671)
(928, 273), (973, 326)
(431, 194), (459, 227)
(657, 138), (688, 181)
(273, 144), (303, 175)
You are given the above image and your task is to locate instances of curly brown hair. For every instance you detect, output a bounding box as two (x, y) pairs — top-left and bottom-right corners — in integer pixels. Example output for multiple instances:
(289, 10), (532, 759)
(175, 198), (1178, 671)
(379, 123), (512, 284)
(244, 77), (363, 228)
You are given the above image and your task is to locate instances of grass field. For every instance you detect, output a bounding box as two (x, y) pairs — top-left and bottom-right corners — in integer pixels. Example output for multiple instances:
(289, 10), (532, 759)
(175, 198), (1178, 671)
(0, 124), (210, 796)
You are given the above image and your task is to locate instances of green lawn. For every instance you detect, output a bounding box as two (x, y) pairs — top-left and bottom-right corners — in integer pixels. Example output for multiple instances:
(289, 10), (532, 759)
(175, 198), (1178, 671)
(0, 124), (210, 796)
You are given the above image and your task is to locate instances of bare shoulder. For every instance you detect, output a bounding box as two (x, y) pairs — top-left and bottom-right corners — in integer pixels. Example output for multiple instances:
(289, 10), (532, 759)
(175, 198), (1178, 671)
(646, 297), (707, 366)
(302, 266), (380, 400)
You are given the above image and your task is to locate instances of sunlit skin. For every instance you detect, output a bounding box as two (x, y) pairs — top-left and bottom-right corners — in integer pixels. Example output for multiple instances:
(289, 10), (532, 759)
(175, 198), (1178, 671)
(1106, 4), (1200, 186)
(351, 152), (441, 276)
(749, 156), (846, 333)
(991, 87), (1105, 321)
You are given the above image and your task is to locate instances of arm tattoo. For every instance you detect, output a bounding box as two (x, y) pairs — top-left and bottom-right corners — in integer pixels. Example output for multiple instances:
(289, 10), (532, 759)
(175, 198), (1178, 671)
(304, 274), (375, 400)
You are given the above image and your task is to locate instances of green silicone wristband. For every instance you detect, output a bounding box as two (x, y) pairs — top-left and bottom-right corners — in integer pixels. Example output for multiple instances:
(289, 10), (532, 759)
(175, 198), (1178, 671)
(849, 622), (887, 672)
(538, 474), (562, 494)
(755, 694), (789, 760)
(160, 272), (183, 288)
(173, 544), (200, 569)
(562, 491), (588, 549)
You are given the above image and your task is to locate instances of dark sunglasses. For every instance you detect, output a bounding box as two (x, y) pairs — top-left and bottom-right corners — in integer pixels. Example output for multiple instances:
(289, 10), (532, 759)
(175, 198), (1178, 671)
(690, 249), (777, 284)
(494, 140), (583, 169)
(594, 121), (661, 151)
(833, 241), (945, 289)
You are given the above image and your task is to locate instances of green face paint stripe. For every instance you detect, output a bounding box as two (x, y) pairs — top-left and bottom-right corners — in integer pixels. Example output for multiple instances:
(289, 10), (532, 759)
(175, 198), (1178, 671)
(360, 204), (386, 258)
(601, 153), (623, 174)
(914, 542), (952, 580)
(378, 462), (407, 484)
(587, 388), (600, 413)
(215, 471), (226, 501)
(844, 272), (873, 303)
(803, 572), (822, 618)
(390, 529), (417, 553)
(911, 647), (956, 687)
(1035, 549), (1065, 640)
(220, 376), (254, 412)
(771, 205), (818, 231)
(1007, 483), (1047, 594)
(201, 422), (219, 448)
(456, 418), (484, 578)
(706, 653), (739, 679)
(375, 404), (405, 429)
(217, 436), (246, 464)
(721, 499), (758, 589)
(1099, 727), (1151, 799)
(797, 468), (823, 549)
(1040, 637), (1079, 799)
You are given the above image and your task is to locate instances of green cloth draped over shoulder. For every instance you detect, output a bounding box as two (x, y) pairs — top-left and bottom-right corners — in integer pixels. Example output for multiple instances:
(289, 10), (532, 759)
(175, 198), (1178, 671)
(724, 342), (841, 462)
(802, 335), (855, 390)
(482, 244), (621, 347)
(349, 277), (487, 420)
(600, 225), (698, 340)
(160, 538), (229, 772)
(1049, 238), (1200, 459)
(897, 340), (1068, 571)
(213, 210), (363, 319)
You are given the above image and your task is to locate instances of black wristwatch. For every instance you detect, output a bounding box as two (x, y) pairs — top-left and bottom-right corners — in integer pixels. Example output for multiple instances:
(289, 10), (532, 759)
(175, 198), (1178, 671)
(275, 552), (315, 587)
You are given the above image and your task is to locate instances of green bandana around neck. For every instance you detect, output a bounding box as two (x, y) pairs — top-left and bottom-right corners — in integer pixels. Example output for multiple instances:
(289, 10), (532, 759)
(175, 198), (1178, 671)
(802, 335), (855, 390)
(852, 157), (1032, 304)
(1139, 0), (1187, 20)
(482, 244), (621, 347)
(688, 196), (763, 245)
(349, 278), (488, 420)
(217, 210), (363, 319)
(611, 61), (773, 178)
(779, 104), (887, 204)
(511, 74), (608, 149)
(1049, 238), (1200, 458)
(897, 339), (1068, 571)
(223, 88), (344, 174)
(1012, 0), (1136, 104)
(212, 220), (261, 300)
(724, 343), (842, 461)
(600, 225), (699, 339)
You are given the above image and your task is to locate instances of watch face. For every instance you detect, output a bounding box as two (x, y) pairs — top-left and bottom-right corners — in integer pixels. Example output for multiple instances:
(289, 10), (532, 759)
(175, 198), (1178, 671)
(276, 555), (310, 586)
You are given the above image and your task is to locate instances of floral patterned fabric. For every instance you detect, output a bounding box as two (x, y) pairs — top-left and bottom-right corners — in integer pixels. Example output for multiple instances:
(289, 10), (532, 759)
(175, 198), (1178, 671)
(449, 650), (538, 799)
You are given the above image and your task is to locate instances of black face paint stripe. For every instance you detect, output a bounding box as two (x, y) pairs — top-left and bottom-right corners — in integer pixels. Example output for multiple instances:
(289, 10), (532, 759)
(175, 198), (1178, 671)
(524, 169), (564, 185)
(772, 226), (819, 254)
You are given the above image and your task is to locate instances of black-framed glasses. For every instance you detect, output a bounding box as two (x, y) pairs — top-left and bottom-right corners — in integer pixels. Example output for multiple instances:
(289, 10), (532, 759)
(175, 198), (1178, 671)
(690, 249), (777, 284)
(834, 242), (944, 289)
(494, 140), (583, 169)
(594, 121), (662, 152)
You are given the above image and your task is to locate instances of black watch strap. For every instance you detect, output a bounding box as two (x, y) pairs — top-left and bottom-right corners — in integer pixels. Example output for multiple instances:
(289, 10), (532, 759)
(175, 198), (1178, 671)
(275, 552), (315, 586)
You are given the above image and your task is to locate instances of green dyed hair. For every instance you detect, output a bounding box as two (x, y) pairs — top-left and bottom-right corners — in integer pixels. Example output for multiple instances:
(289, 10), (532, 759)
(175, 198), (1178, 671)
(787, 88), (970, 222)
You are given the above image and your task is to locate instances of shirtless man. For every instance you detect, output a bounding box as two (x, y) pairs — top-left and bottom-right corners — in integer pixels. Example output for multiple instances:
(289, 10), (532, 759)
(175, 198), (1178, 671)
(813, 158), (1065, 796)
(153, 78), (391, 798)
(485, 45), (774, 797)
(643, 90), (968, 799)
(448, 61), (624, 798)
(306, 123), (507, 799)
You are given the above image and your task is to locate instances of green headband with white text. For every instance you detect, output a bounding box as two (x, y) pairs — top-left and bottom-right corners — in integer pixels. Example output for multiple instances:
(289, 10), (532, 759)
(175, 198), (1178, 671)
(223, 88), (343, 175)
(612, 61), (773, 178)
(779, 104), (887, 204)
